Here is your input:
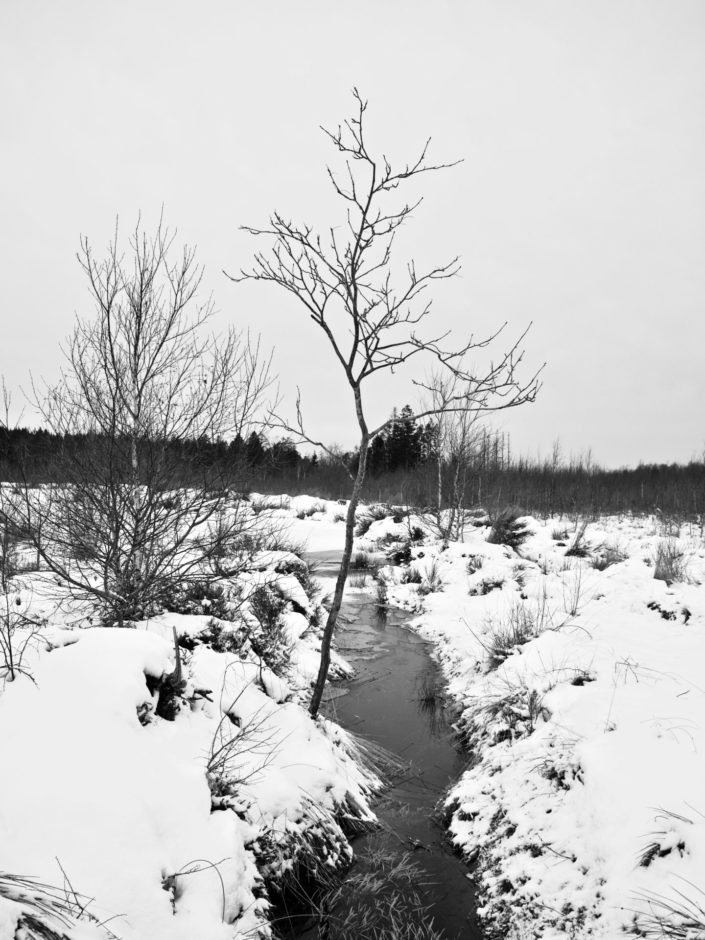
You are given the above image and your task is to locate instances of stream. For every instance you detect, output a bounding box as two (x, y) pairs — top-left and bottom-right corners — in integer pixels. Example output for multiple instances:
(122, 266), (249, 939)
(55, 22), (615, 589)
(295, 551), (481, 939)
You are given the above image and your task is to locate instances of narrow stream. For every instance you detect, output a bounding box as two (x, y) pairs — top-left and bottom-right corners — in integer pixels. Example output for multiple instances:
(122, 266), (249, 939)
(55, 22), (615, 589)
(300, 551), (481, 939)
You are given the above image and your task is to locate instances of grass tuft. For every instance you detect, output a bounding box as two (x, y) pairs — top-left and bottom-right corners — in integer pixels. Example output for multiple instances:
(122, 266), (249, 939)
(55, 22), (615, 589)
(653, 539), (690, 584)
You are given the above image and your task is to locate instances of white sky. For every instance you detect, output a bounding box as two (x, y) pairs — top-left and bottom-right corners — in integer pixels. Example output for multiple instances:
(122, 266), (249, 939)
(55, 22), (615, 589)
(2, 0), (704, 467)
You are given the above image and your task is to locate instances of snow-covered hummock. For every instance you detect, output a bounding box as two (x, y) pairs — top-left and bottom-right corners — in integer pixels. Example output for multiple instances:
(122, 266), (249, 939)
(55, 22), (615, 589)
(372, 513), (705, 939)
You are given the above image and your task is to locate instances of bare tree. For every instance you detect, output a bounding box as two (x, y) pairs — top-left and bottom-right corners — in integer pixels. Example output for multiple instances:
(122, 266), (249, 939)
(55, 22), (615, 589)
(425, 372), (486, 543)
(230, 91), (541, 717)
(7, 218), (272, 626)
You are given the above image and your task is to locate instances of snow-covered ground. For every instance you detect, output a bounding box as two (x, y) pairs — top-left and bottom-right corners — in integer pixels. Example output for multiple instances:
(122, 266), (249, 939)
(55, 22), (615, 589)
(367, 510), (705, 939)
(0, 494), (372, 940)
(3, 492), (704, 940)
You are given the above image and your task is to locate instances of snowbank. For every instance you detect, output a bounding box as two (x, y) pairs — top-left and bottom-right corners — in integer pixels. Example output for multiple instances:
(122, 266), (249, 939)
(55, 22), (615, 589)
(370, 512), (705, 939)
(0, 498), (376, 940)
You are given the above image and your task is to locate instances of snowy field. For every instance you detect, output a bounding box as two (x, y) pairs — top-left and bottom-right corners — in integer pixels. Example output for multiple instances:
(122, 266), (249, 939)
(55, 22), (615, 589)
(2, 493), (704, 939)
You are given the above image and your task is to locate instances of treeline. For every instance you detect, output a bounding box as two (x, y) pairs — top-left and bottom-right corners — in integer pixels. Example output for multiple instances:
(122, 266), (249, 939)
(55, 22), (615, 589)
(3, 417), (705, 520)
(0, 403), (434, 483)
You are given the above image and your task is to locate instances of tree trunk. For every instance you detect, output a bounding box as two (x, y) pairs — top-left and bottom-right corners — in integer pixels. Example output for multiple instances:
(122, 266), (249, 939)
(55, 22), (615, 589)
(308, 432), (369, 718)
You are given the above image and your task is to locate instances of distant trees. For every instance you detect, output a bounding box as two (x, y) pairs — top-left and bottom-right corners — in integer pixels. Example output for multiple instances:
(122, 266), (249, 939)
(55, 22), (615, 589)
(4, 219), (271, 626)
(232, 90), (539, 716)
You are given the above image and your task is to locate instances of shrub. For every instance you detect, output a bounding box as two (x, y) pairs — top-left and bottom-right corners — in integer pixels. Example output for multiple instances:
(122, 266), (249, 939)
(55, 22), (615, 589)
(207, 682), (281, 807)
(551, 525), (569, 541)
(653, 539), (689, 584)
(0, 591), (44, 683)
(486, 507), (531, 551)
(388, 541), (413, 566)
(178, 617), (244, 654)
(248, 584), (288, 630)
(408, 525), (425, 543)
(166, 581), (235, 620)
(252, 621), (292, 672)
(245, 584), (293, 672)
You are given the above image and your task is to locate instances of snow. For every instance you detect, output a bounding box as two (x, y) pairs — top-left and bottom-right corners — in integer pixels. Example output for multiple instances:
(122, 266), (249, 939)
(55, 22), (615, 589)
(0, 494), (374, 940)
(371, 512), (705, 938)
(4, 490), (704, 939)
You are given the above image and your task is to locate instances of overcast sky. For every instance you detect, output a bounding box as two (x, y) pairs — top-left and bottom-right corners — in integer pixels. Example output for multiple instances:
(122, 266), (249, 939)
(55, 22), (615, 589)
(2, 0), (704, 467)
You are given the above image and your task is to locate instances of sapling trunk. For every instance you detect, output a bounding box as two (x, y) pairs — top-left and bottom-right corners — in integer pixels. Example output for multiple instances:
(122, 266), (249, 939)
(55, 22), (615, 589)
(309, 432), (369, 718)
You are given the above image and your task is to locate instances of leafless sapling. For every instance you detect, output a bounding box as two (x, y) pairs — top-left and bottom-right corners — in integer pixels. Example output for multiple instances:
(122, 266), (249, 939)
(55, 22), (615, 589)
(230, 91), (541, 716)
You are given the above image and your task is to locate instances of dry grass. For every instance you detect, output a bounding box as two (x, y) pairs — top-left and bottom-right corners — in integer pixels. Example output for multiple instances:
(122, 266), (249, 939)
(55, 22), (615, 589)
(631, 878), (705, 938)
(653, 539), (690, 584)
(301, 850), (446, 939)
(591, 540), (628, 570)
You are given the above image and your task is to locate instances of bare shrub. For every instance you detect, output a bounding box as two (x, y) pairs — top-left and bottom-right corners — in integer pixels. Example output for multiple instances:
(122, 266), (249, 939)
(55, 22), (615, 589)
(561, 562), (589, 617)
(8, 220), (271, 627)
(207, 681), (281, 808)
(0, 522), (20, 592)
(0, 590), (44, 684)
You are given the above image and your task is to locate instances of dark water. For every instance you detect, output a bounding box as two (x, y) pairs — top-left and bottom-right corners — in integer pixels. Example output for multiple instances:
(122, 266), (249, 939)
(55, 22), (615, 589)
(302, 551), (481, 940)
